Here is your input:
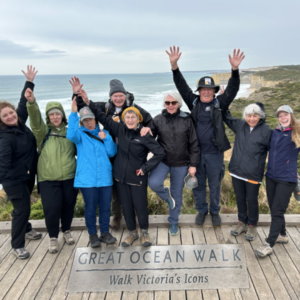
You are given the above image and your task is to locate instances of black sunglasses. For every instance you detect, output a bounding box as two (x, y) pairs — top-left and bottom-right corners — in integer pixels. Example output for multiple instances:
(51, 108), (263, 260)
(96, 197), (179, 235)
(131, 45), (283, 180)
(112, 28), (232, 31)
(165, 101), (178, 106)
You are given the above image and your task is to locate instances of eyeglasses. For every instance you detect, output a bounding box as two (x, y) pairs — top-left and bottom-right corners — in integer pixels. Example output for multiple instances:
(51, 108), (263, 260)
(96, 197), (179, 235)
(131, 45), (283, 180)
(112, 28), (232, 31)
(165, 101), (178, 106)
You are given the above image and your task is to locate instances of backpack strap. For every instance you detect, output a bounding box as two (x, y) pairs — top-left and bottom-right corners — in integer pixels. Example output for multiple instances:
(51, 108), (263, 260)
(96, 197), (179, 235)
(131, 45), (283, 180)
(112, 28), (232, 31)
(40, 128), (66, 153)
(83, 131), (104, 144)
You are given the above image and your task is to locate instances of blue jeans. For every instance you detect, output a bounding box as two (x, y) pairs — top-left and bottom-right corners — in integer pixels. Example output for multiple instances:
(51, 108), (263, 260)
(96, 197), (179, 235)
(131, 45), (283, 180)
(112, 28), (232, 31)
(80, 186), (112, 235)
(149, 162), (188, 225)
(193, 153), (224, 214)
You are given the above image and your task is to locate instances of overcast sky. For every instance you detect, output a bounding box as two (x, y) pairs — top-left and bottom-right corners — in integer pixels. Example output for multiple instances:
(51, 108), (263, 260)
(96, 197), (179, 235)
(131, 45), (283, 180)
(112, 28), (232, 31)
(1, 0), (299, 75)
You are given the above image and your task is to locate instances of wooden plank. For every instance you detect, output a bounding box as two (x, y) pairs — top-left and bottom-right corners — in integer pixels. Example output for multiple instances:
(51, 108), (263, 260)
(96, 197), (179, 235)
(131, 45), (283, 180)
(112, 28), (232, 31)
(169, 227), (180, 245)
(202, 290), (218, 300)
(191, 227), (205, 245)
(0, 233), (9, 247)
(122, 291), (138, 300)
(186, 290), (202, 300)
(157, 228), (168, 246)
(138, 291), (154, 300)
(287, 227), (300, 251)
(203, 227), (218, 244)
(0, 236), (12, 264)
(0, 233), (45, 299)
(218, 289), (236, 300)
(171, 290), (185, 300)
(261, 226), (300, 298)
(88, 292), (105, 300)
(221, 226), (258, 300)
(181, 227), (193, 245)
(155, 291), (169, 300)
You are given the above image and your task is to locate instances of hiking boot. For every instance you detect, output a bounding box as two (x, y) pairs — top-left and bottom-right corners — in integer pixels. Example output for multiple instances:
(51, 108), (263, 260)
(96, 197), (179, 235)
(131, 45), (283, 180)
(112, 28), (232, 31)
(100, 232), (117, 244)
(25, 230), (42, 240)
(49, 238), (59, 253)
(231, 221), (247, 236)
(169, 224), (179, 236)
(12, 247), (30, 259)
(245, 225), (257, 241)
(255, 243), (273, 258)
(211, 213), (221, 226)
(63, 231), (75, 245)
(276, 234), (289, 244)
(110, 216), (122, 230)
(165, 187), (175, 210)
(195, 212), (208, 225)
(122, 230), (139, 247)
(89, 233), (101, 248)
(141, 229), (152, 247)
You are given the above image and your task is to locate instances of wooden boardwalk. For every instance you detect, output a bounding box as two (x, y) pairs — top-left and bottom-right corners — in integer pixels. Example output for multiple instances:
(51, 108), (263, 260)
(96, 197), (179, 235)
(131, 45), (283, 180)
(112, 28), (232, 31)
(0, 222), (300, 299)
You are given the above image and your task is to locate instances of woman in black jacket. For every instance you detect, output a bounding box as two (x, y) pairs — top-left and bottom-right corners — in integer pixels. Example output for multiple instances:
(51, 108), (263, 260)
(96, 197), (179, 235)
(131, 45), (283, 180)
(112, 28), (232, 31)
(78, 89), (165, 247)
(148, 92), (200, 235)
(223, 103), (272, 240)
(0, 66), (42, 259)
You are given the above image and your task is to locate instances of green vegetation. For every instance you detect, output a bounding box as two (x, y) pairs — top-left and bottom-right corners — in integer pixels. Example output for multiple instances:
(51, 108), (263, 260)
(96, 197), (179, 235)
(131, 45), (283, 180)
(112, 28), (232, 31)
(255, 65), (300, 81)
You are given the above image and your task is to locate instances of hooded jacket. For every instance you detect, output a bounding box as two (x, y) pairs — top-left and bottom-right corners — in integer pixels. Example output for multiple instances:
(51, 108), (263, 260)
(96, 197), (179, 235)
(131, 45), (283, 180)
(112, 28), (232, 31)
(27, 100), (76, 182)
(172, 68), (240, 153)
(223, 108), (272, 182)
(0, 81), (38, 187)
(89, 101), (165, 186)
(67, 112), (117, 188)
(151, 109), (200, 167)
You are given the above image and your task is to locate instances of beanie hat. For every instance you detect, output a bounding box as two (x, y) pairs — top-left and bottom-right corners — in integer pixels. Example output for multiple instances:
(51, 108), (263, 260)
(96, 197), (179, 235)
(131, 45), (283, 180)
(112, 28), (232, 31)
(109, 79), (126, 97)
(47, 108), (63, 116)
(79, 106), (95, 121)
(121, 107), (143, 123)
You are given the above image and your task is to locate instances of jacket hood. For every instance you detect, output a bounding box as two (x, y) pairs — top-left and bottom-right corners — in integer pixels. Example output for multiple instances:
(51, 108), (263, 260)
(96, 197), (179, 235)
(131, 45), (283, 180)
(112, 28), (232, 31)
(45, 102), (66, 124)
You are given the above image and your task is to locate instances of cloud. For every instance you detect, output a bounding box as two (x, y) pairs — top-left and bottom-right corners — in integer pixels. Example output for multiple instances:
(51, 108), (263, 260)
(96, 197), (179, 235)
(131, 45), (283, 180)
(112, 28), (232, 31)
(0, 40), (66, 58)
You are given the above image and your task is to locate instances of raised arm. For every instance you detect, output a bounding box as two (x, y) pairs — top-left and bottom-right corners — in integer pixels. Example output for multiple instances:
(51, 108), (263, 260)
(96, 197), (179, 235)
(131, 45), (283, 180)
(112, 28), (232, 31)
(222, 109), (244, 134)
(69, 76), (87, 111)
(166, 46), (197, 110)
(66, 97), (81, 144)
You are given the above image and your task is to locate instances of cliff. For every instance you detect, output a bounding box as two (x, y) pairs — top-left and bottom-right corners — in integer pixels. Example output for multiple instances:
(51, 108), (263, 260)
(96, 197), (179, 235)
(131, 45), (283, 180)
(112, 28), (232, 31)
(250, 76), (281, 89)
(212, 72), (254, 85)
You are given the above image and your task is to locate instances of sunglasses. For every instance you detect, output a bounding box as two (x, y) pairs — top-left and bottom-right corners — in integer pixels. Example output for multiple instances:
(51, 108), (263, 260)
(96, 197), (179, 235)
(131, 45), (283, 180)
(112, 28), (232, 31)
(165, 101), (178, 106)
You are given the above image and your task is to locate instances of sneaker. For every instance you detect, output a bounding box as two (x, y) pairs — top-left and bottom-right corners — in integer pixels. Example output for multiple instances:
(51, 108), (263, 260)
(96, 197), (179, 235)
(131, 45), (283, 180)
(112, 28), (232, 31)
(231, 222), (247, 236)
(141, 229), (152, 247)
(122, 230), (139, 247)
(255, 243), (273, 258)
(100, 232), (117, 244)
(89, 233), (101, 248)
(169, 224), (179, 235)
(49, 238), (59, 253)
(245, 225), (257, 241)
(12, 247), (30, 259)
(195, 212), (208, 225)
(276, 234), (289, 244)
(165, 187), (175, 210)
(63, 230), (75, 245)
(25, 230), (42, 240)
(110, 216), (122, 230)
(211, 213), (221, 226)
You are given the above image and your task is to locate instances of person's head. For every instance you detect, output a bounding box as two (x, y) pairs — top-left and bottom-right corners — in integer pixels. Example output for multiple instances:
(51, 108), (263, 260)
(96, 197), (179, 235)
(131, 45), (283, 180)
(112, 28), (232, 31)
(243, 104), (265, 127)
(48, 108), (63, 128)
(79, 107), (96, 130)
(0, 101), (19, 128)
(196, 76), (220, 103)
(275, 105), (293, 127)
(109, 79), (126, 108)
(163, 92), (182, 114)
(121, 107), (143, 130)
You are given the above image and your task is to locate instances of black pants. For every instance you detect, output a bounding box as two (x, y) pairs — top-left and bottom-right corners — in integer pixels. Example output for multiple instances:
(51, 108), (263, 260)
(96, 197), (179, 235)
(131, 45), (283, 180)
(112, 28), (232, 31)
(3, 179), (34, 249)
(232, 177), (260, 226)
(39, 179), (78, 238)
(111, 180), (122, 217)
(116, 181), (148, 231)
(265, 176), (296, 247)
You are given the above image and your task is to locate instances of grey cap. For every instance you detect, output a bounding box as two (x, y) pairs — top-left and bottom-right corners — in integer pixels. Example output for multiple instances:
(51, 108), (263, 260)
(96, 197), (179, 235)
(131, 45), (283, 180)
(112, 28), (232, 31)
(79, 106), (95, 121)
(184, 174), (198, 190)
(48, 108), (63, 116)
(275, 105), (293, 117)
(109, 79), (126, 97)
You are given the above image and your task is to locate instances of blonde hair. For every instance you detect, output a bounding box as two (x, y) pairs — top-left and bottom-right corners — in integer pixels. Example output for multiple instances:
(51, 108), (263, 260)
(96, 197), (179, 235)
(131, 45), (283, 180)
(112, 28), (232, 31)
(291, 114), (300, 148)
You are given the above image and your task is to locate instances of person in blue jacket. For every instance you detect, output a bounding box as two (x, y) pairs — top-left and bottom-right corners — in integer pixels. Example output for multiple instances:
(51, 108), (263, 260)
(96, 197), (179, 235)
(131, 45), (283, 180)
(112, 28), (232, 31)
(255, 105), (300, 258)
(67, 97), (117, 248)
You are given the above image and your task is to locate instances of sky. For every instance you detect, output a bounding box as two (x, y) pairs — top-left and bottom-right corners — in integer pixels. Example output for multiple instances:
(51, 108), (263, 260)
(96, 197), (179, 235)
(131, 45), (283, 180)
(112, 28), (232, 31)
(0, 0), (299, 75)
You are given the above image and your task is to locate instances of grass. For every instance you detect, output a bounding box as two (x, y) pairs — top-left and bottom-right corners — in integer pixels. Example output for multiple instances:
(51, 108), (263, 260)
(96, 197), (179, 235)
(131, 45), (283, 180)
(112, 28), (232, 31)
(254, 65), (300, 81)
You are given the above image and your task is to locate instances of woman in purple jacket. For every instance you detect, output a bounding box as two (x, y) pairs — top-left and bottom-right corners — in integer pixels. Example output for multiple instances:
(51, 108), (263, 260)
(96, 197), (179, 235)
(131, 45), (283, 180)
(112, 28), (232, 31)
(255, 105), (300, 258)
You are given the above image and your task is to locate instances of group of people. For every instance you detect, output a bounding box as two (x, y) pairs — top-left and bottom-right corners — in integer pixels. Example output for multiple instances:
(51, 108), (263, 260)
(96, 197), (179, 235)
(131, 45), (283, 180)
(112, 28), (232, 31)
(0, 47), (298, 260)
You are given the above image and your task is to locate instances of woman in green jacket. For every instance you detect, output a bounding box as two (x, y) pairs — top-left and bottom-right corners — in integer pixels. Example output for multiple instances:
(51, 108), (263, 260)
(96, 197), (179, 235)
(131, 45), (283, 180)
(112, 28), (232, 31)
(26, 85), (77, 254)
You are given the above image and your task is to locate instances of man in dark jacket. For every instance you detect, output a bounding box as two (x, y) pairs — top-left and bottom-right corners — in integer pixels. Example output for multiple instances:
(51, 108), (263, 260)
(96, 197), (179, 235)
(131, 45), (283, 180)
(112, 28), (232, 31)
(69, 77), (153, 229)
(166, 46), (245, 226)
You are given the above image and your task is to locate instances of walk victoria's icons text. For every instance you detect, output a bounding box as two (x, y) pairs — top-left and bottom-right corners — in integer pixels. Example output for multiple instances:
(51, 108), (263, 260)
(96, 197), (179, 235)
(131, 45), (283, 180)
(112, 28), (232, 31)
(67, 245), (249, 293)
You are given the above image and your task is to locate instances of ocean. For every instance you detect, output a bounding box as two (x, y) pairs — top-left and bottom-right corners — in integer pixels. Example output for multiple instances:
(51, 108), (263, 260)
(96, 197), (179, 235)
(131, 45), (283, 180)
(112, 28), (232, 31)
(0, 72), (251, 119)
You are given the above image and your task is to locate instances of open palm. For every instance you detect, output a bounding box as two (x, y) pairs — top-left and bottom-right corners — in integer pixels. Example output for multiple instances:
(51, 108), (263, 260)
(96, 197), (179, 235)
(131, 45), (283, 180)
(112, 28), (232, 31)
(166, 46), (182, 65)
(229, 49), (245, 70)
(69, 76), (83, 93)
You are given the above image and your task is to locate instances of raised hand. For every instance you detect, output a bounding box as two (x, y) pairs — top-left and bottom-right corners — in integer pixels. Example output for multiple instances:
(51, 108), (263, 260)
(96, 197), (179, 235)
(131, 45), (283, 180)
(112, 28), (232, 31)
(78, 89), (90, 106)
(69, 76), (83, 94)
(21, 65), (38, 81)
(166, 46), (182, 70)
(71, 96), (78, 113)
(218, 85), (225, 95)
(25, 88), (35, 102)
(229, 49), (245, 70)
(98, 129), (106, 140)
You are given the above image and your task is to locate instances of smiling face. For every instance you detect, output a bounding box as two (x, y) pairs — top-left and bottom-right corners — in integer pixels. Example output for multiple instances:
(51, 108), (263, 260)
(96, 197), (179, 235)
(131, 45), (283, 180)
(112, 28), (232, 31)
(245, 113), (260, 128)
(199, 87), (215, 103)
(0, 106), (18, 126)
(165, 95), (179, 114)
(278, 111), (291, 127)
(111, 92), (126, 108)
(124, 112), (139, 129)
(48, 112), (63, 128)
(82, 118), (96, 130)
